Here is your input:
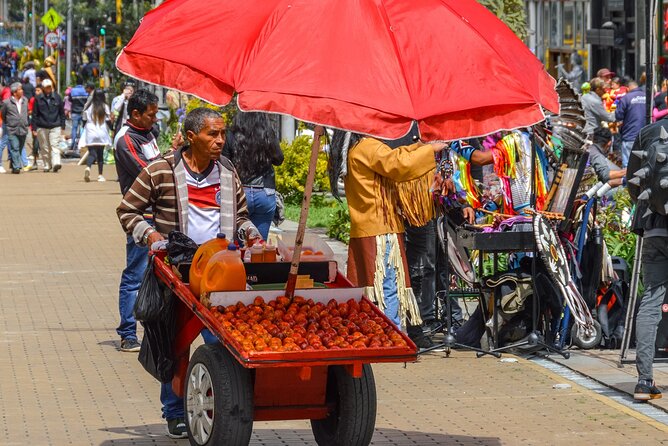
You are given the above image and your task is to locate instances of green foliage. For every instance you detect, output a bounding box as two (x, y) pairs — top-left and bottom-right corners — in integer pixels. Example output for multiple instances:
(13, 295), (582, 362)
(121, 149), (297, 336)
(477, 0), (527, 40)
(275, 135), (330, 204)
(326, 203), (351, 244)
(599, 189), (637, 269)
(184, 97), (238, 125)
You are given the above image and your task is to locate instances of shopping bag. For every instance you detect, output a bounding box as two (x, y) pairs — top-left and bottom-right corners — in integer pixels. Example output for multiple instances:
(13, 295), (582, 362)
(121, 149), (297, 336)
(133, 256), (164, 322)
(138, 296), (176, 383)
(78, 128), (87, 150)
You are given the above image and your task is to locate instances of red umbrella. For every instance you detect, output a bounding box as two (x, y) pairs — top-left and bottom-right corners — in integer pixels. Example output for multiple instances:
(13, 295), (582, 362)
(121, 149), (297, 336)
(118, 0), (559, 296)
(117, 0), (558, 141)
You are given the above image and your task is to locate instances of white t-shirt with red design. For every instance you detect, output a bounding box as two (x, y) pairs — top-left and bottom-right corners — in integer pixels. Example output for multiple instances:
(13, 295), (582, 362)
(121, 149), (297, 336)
(185, 162), (221, 244)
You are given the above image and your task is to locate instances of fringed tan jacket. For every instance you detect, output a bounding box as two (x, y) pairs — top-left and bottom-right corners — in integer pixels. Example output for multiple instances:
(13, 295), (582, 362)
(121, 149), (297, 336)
(344, 137), (436, 239)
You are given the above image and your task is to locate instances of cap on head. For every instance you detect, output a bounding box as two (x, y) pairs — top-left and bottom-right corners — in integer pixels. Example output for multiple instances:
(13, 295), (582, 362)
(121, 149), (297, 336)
(596, 68), (615, 78)
(42, 79), (53, 87)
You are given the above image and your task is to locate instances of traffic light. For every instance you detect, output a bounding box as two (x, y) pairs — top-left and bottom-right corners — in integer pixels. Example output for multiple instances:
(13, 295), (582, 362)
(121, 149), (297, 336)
(100, 27), (106, 36)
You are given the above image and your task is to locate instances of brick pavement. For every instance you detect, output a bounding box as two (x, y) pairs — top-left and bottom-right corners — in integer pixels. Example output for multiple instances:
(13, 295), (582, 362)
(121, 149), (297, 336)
(1, 163), (667, 446)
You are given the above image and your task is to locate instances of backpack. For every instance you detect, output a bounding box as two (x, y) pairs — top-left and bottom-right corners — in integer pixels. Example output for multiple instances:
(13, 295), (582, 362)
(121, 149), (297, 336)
(629, 126), (668, 215)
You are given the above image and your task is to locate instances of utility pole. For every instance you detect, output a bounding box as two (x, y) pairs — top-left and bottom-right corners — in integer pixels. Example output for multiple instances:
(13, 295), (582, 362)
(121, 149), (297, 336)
(43, 0), (47, 36)
(23, 1), (28, 43)
(65, 0), (72, 86)
(116, 0), (122, 48)
(31, 0), (36, 49)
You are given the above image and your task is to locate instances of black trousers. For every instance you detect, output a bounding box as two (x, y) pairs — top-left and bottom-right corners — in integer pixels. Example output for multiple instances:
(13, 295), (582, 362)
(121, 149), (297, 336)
(405, 220), (436, 322)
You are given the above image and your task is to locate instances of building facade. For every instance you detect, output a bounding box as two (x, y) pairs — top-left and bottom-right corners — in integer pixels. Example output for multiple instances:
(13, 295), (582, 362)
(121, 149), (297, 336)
(526, 0), (646, 84)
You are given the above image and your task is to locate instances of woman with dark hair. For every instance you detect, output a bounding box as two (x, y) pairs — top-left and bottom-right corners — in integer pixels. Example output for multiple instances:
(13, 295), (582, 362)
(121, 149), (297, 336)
(223, 112), (283, 239)
(82, 89), (111, 182)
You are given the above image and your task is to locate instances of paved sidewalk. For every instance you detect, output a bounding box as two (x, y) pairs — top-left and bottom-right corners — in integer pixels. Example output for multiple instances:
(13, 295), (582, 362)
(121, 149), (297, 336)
(1, 164), (667, 445)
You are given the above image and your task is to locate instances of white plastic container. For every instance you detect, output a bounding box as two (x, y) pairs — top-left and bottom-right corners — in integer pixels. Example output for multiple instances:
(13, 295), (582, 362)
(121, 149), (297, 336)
(277, 230), (334, 262)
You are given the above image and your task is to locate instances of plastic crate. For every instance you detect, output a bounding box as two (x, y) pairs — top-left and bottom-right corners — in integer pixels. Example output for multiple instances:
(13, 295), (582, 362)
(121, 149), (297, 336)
(277, 230), (334, 262)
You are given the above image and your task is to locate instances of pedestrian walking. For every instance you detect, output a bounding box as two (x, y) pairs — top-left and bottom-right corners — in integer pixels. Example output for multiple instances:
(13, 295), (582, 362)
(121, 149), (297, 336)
(222, 111), (284, 240)
(82, 89), (112, 182)
(32, 79), (65, 172)
(68, 82), (91, 155)
(0, 82), (29, 174)
(582, 77), (616, 138)
(628, 95), (668, 402)
(615, 79), (646, 167)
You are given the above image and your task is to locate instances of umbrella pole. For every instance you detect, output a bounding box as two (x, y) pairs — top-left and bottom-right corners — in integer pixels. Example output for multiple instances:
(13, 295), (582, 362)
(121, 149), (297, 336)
(285, 125), (324, 298)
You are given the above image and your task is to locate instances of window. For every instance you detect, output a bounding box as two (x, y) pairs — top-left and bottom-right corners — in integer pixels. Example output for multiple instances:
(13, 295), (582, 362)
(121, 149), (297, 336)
(563, 2), (575, 47)
(550, 1), (561, 47)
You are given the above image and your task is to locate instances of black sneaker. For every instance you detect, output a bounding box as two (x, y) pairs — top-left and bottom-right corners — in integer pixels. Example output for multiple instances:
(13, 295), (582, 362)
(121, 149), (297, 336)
(410, 332), (435, 350)
(634, 380), (662, 401)
(422, 320), (444, 335)
(52, 164), (62, 173)
(120, 338), (141, 352)
(166, 418), (188, 439)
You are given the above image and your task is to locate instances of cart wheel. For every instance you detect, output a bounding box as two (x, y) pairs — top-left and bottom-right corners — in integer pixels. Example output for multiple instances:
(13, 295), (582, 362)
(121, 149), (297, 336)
(571, 320), (602, 350)
(310, 364), (377, 446)
(185, 344), (253, 446)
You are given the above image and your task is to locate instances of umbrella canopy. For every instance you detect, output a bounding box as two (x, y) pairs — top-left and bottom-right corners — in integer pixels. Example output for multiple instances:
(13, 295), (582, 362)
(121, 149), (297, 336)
(117, 0), (558, 141)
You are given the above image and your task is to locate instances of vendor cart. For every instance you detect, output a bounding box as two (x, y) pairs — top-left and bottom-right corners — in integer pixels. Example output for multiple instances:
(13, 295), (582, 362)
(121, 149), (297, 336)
(152, 251), (418, 446)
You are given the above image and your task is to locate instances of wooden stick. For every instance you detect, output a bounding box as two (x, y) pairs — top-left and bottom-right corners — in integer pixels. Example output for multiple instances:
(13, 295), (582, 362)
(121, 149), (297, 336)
(285, 126), (324, 299)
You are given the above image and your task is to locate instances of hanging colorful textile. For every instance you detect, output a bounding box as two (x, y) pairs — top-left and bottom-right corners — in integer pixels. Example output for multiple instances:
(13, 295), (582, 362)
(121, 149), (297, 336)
(450, 141), (482, 208)
(491, 131), (547, 215)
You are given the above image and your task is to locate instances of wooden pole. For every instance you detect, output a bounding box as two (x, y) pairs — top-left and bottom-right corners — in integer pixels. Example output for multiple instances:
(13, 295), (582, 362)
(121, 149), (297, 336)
(285, 125), (324, 298)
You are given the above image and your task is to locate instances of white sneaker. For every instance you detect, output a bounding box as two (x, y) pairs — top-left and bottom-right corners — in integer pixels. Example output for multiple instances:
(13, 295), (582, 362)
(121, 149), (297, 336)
(0, 166), (6, 174)
(84, 167), (91, 182)
(97, 175), (106, 182)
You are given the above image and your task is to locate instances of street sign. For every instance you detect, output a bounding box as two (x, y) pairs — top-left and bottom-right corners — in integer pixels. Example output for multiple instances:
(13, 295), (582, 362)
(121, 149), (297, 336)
(44, 32), (59, 48)
(41, 7), (63, 31)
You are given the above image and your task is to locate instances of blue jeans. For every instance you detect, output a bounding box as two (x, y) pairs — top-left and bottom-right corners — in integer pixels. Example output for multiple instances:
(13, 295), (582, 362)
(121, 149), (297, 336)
(161, 329), (219, 420)
(7, 134), (26, 170)
(382, 235), (401, 330)
(70, 113), (82, 152)
(117, 234), (148, 341)
(244, 187), (276, 240)
(0, 128), (8, 163)
(621, 140), (634, 168)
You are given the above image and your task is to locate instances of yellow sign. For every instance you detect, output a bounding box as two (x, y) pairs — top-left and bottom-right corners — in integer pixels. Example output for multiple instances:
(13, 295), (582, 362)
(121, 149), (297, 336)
(41, 8), (63, 31)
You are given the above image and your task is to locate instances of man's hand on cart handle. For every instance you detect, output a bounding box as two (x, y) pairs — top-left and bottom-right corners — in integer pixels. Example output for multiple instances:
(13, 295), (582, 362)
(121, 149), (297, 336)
(146, 229), (165, 248)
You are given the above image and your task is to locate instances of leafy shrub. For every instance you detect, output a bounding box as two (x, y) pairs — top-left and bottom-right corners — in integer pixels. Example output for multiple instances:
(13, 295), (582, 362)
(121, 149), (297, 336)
(599, 188), (637, 268)
(327, 203), (351, 244)
(275, 135), (330, 204)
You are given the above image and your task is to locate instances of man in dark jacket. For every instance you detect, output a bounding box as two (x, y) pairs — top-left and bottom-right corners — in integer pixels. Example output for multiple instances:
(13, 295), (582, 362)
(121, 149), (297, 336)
(628, 104), (668, 402)
(615, 80), (646, 168)
(32, 79), (65, 172)
(1, 82), (29, 173)
(67, 83), (89, 154)
(112, 89), (162, 354)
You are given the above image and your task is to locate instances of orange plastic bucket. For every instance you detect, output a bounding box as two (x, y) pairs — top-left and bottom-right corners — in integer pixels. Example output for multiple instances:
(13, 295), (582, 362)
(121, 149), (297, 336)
(200, 245), (247, 294)
(189, 233), (229, 297)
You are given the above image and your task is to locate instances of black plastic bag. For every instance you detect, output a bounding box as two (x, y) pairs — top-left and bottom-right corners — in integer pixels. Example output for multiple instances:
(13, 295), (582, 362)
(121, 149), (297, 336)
(138, 289), (177, 383)
(167, 230), (199, 264)
(133, 255), (164, 322)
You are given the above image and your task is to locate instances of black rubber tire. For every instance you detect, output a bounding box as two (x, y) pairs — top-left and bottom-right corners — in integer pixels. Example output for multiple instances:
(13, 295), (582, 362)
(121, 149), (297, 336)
(185, 344), (253, 446)
(310, 364), (377, 446)
(571, 320), (602, 350)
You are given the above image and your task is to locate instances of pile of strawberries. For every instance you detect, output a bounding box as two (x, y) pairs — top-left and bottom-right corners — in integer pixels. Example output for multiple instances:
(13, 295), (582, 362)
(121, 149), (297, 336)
(212, 296), (408, 353)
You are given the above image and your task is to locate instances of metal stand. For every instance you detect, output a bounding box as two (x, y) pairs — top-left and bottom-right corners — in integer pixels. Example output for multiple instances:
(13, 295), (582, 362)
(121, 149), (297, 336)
(477, 132), (569, 359)
(422, 214), (500, 358)
(619, 237), (643, 365)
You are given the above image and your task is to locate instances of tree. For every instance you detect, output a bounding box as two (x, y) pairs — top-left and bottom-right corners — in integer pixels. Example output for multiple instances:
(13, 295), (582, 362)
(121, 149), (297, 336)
(478, 0), (527, 40)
